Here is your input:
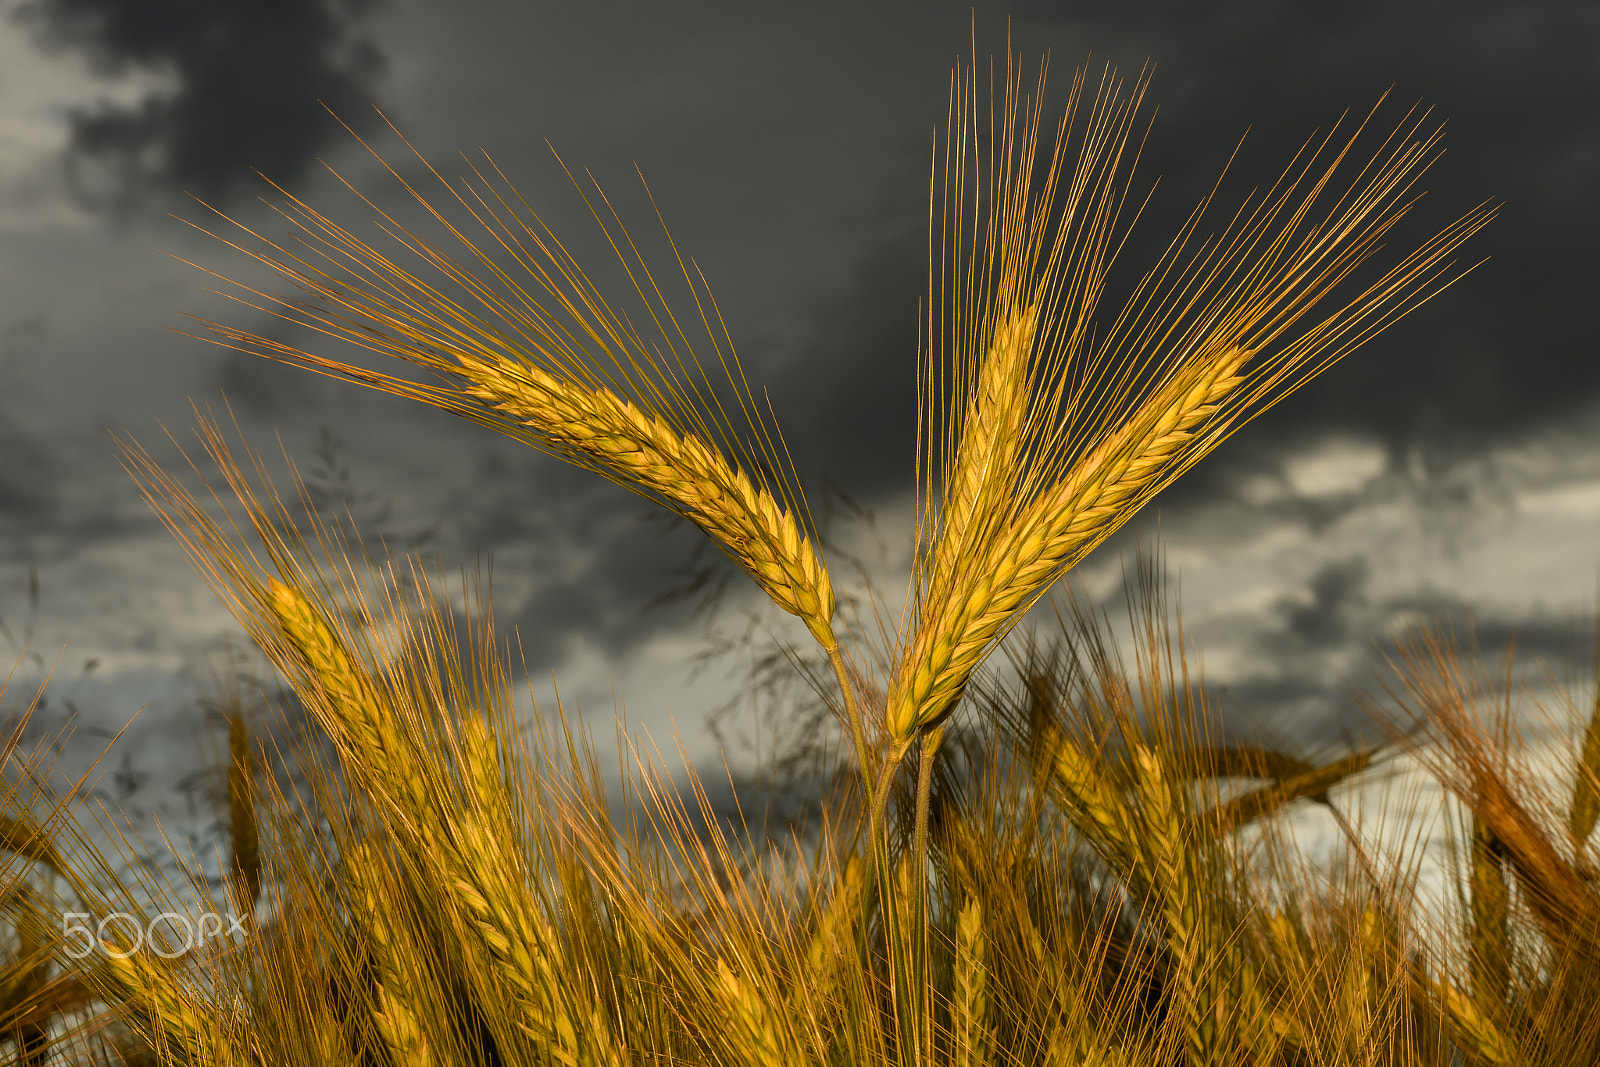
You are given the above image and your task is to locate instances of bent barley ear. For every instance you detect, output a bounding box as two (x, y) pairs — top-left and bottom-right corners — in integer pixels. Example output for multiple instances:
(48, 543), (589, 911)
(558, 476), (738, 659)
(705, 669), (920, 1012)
(180, 116), (839, 654)
(890, 57), (1495, 744)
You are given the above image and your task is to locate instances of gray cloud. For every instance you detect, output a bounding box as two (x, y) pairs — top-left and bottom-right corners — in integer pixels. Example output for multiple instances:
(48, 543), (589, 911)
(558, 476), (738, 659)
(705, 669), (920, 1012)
(12, 0), (388, 213)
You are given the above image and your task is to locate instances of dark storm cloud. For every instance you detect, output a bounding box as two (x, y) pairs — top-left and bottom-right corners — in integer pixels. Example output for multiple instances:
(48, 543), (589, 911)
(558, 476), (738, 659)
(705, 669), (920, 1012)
(443, 446), (713, 677)
(744, 1), (1592, 528)
(1001, 0), (1599, 479)
(766, 225), (924, 502)
(13, 0), (387, 212)
(1202, 568), (1597, 748)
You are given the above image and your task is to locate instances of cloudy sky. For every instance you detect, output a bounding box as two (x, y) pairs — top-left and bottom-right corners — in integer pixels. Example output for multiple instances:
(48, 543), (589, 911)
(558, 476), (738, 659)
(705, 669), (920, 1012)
(1, 0), (1597, 899)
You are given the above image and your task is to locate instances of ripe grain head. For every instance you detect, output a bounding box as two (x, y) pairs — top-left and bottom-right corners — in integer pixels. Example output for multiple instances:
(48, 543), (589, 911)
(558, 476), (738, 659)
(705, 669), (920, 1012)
(890, 52), (1496, 743)
(175, 112), (839, 652)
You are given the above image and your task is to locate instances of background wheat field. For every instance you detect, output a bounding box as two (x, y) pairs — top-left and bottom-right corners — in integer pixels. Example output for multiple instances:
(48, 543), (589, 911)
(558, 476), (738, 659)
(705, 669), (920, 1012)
(0, 3), (1597, 1064)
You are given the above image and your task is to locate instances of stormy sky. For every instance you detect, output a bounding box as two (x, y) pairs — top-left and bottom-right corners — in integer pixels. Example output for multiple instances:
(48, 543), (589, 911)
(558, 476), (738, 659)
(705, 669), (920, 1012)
(1, 0), (1596, 896)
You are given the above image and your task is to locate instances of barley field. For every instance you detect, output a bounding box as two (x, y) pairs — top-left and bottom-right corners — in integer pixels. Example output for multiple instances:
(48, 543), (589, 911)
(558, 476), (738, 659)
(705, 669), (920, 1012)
(10, 44), (1599, 1067)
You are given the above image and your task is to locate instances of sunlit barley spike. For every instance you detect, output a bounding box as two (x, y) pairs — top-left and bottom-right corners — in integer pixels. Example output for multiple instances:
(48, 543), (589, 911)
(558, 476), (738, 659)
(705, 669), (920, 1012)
(888, 348), (1253, 742)
(345, 841), (437, 1067)
(798, 854), (867, 1015)
(440, 714), (627, 1067)
(715, 957), (792, 1067)
(454, 352), (838, 649)
(935, 302), (1041, 585)
(951, 894), (991, 1067)
(1203, 748), (1377, 835)
(1040, 721), (1134, 867)
(265, 578), (399, 771)
(94, 946), (255, 1067)
(1435, 977), (1516, 1067)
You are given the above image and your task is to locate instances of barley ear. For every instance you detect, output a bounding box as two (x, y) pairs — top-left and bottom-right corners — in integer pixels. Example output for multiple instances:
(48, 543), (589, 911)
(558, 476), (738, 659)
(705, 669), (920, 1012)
(264, 578), (406, 781)
(889, 345), (1253, 742)
(442, 714), (629, 1067)
(950, 893), (992, 1067)
(345, 841), (437, 1067)
(1204, 747), (1377, 835)
(456, 353), (838, 649)
(1430, 975), (1515, 1067)
(797, 854), (867, 1015)
(94, 947), (255, 1067)
(714, 956), (794, 1067)
(934, 302), (1040, 588)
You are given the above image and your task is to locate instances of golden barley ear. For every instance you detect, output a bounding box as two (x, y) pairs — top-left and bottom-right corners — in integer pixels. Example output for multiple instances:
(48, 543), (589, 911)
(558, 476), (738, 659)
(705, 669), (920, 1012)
(948, 893), (992, 1067)
(177, 110), (840, 653)
(891, 54), (1495, 745)
(81, 921), (258, 1067)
